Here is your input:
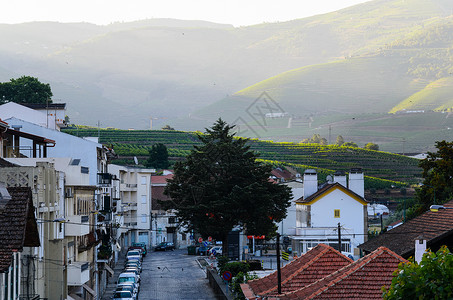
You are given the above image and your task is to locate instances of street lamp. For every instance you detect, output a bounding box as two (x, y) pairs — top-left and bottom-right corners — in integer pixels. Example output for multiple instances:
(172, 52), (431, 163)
(430, 205), (453, 212)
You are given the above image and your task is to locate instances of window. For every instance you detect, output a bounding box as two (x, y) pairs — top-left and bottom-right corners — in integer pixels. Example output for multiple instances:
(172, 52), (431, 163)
(141, 195), (147, 204)
(334, 209), (340, 218)
(141, 176), (147, 185)
(141, 214), (147, 223)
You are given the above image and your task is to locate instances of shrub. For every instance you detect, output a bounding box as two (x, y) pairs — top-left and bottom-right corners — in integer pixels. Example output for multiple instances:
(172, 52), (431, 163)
(219, 261), (250, 278)
(231, 271), (259, 300)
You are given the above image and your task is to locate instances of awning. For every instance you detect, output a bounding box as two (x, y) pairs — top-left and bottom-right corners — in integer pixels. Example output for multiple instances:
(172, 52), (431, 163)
(104, 263), (114, 276)
(82, 284), (96, 298)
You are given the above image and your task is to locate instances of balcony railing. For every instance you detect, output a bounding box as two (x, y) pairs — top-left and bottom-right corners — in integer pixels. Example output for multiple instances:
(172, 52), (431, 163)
(97, 173), (113, 187)
(67, 261), (90, 285)
(65, 215), (90, 236)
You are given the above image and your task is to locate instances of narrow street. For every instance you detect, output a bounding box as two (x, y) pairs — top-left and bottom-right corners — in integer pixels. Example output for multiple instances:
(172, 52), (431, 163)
(103, 249), (217, 300)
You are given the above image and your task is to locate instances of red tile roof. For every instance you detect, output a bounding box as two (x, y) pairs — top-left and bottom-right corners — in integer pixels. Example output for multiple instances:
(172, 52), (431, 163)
(278, 247), (407, 300)
(359, 199), (453, 258)
(245, 244), (353, 298)
(151, 174), (173, 184)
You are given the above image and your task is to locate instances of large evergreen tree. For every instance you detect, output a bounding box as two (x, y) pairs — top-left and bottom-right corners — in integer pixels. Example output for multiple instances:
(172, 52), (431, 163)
(163, 119), (292, 248)
(145, 143), (170, 169)
(0, 76), (53, 104)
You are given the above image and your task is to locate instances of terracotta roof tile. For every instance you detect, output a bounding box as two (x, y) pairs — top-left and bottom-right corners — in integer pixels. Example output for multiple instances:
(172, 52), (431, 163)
(245, 244), (352, 298)
(279, 247), (407, 300)
(0, 187), (40, 272)
(151, 174), (173, 184)
(359, 199), (453, 257)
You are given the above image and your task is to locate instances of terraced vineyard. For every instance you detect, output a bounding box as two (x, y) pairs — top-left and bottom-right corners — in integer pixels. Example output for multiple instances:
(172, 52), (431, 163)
(62, 127), (423, 187)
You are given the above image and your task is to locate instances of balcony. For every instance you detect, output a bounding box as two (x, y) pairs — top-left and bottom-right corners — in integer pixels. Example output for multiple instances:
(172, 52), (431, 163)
(67, 261), (90, 286)
(65, 215), (90, 236)
(120, 183), (138, 191)
(295, 227), (337, 237)
(97, 173), (113, 187)
(121, 202), (138, 211)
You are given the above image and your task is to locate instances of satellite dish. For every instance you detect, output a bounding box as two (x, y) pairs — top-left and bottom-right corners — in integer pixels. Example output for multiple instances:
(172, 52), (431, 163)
(134, 157), (138, 165)
(326, 175), (333, 183)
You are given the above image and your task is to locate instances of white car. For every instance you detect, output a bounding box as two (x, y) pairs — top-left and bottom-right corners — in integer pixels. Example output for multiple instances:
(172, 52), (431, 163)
(126, 250), (142, 261)
(117, 273), (140, 294)
(112, 290), (136, 300)
(208, 246), (222, 256)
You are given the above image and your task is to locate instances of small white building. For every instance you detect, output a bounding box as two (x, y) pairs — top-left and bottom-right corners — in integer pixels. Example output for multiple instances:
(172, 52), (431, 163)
(109, 164), (155, 251)
(0, 102), (66, 131)
(292, 169), (368, 259)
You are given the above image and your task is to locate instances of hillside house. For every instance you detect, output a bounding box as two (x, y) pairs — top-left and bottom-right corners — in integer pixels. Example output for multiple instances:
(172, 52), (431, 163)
(292, 169), (368, 259)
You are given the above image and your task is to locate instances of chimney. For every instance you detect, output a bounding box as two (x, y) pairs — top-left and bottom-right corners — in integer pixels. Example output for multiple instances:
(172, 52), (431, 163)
(348, 168), (364, 197)
(414, 236), (426, 263)
(334, 171), (347, 188)
(303, 169), (318, 199)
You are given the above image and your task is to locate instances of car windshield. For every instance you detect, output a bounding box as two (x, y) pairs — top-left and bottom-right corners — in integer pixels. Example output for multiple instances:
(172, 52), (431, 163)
(128, 251), (140, 256)
(113, 291), (132, 297)
(118, 277), (136, 283)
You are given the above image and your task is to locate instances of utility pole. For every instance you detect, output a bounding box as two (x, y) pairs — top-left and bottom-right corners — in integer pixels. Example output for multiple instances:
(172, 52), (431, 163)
(276, 233), (282, 294)
(337, 223), (342, 253)
(328, 125), (332, 144)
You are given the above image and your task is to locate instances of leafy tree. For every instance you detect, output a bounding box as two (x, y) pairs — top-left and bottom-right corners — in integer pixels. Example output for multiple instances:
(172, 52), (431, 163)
(383, 246), (453, 299)
(416, 140), (453, 214)
(0, 76), (53, 104)
(342, 141), (358, 147)
(145, 143), (170, 169)
(364, 142), (379, 150)
(163, 119), (292, 249)
(301, 134), (327, 145)
(161, 124), (175, 130)
(336, 135), (345, 146)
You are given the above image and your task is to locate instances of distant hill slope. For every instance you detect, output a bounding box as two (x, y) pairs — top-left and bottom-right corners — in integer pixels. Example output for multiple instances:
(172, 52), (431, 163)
(62, 127), (422, 186)
(1, 0), (453, 144)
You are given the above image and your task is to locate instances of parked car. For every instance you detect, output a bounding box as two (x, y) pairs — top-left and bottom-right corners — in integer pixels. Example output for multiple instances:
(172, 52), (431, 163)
(208, 246), (222, 256)
(123, 268), (140, 281)
(115, 283), (137, 297)
(126, 250), (142, 261)
(124, 261), (142, 272)
(115, 284), (137, 298)
(112, 290), (136, 300)
(154, 242), (175, 251)
(131, 242), (147, 256)
(117, 272), (140, 294)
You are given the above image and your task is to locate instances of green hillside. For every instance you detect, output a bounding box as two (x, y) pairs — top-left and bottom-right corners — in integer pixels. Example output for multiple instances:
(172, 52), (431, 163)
(2, 0), (453, 132)
(62, 127), (422, 187)
(390, 77), (453, 113)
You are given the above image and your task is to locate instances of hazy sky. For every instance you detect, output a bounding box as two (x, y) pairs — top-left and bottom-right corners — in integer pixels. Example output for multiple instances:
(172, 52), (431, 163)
(1, 0), (371, 26)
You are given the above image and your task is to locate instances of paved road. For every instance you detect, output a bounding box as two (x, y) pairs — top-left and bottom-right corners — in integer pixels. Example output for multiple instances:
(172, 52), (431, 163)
(104, 249), (217, 300)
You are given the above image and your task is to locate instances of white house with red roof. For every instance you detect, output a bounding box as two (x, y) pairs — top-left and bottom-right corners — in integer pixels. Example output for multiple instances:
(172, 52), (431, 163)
(292, 169), (368, 259)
